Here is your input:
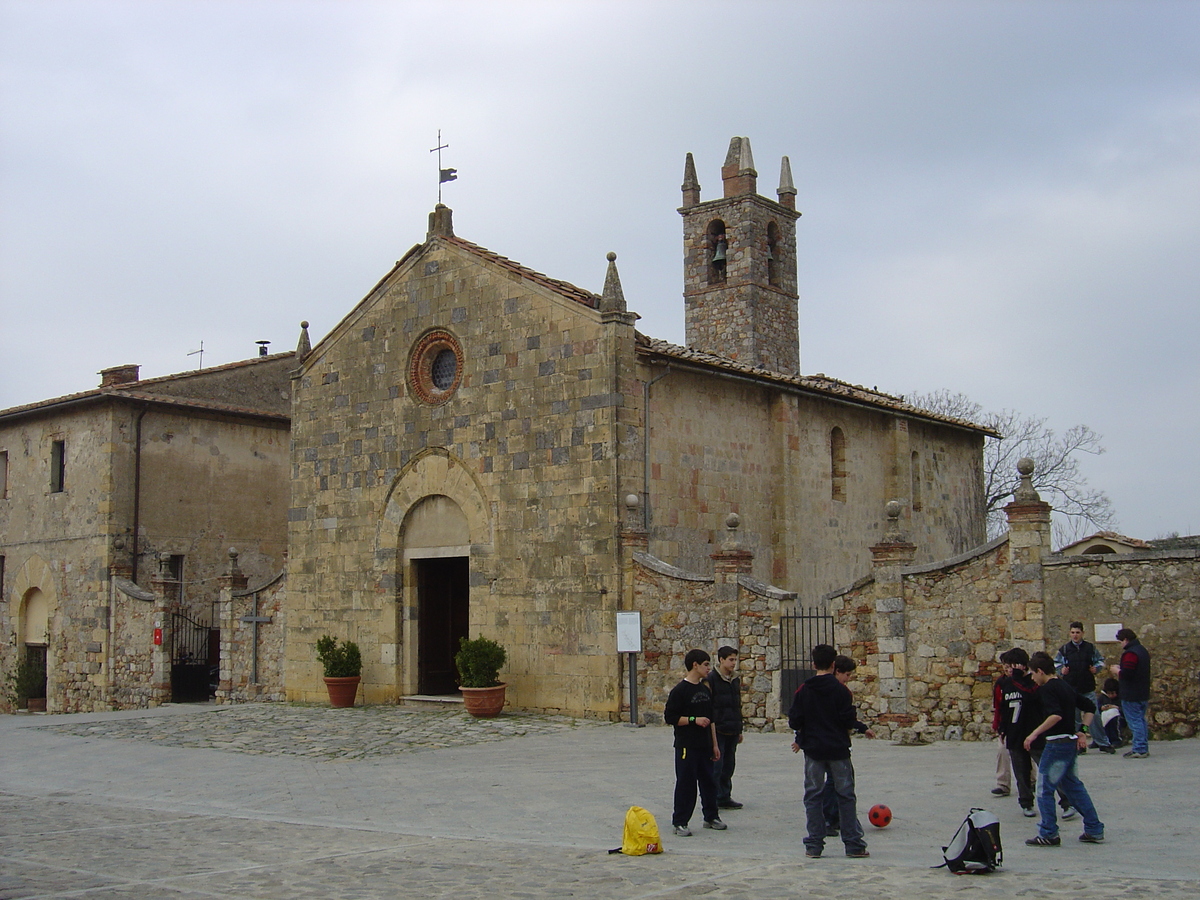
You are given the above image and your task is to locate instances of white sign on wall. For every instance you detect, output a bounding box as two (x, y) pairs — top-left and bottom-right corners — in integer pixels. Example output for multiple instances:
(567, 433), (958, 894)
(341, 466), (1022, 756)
(1095, 623), (1123, 643)
(616, 611), (642, 653)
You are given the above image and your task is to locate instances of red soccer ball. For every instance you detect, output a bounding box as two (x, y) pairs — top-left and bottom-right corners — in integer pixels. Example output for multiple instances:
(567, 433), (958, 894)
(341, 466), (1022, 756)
(868, 804), (892, 827)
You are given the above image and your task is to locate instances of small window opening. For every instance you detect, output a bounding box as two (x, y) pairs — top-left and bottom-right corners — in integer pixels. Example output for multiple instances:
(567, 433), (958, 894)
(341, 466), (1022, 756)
(431, 348), (458, 390)
(707, 219), (727, 285)
(767, 221), (780, 287)
(50, 440), (65, 493)
(911, 451), (923, 511)
(830, 427), (846, 502)
(0, 450), (8, 498)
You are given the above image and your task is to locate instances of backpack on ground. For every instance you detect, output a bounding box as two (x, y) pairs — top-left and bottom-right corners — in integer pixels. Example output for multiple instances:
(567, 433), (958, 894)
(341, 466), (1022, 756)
(608, 805), (663, 856)
(936, 808), (1002, 874)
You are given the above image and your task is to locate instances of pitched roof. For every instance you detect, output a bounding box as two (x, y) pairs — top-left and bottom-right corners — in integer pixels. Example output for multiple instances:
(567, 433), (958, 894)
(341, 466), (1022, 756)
(442, 236), (599, 309)
(1059, 531), (1151, 553)
(0, 353), (295, 424)
(636, 335), (997, 436)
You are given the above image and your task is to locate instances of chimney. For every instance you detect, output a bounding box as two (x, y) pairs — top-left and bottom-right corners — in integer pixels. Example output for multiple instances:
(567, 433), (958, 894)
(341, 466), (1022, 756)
(99, 364), (140, 387)
(427, 204), (454, 239)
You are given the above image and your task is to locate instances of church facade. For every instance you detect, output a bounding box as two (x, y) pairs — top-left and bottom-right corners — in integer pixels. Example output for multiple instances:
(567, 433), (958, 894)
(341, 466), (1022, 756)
(285, 137), (989, 717)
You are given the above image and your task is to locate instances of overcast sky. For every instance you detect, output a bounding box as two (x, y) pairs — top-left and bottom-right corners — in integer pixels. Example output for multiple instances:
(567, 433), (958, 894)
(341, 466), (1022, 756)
(2, 0), (1197, 543)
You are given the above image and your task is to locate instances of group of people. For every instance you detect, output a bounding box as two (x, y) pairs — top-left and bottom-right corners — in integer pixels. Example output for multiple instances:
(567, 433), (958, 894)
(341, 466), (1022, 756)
(664, 621), (1153, 857)
(664, 643), (874, 857)
(989, 621), (1153, 847)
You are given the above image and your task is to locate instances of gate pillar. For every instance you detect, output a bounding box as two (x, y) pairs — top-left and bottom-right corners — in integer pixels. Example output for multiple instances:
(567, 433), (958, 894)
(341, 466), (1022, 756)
(148, 556), (174, 706)
(866, 501), (917, 729)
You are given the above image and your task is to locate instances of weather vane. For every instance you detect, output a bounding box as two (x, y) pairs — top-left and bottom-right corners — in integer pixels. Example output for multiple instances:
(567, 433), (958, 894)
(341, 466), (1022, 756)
(430, 129), (457, 203)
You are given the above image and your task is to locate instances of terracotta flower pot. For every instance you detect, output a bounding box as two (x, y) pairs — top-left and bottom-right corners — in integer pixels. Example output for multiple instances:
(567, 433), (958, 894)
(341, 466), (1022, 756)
(460, 683), (506, 718)
(323, 676), (361, 708)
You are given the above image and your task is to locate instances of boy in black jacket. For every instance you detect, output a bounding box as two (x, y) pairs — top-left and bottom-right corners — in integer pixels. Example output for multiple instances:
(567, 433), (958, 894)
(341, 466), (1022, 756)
(788, 644), (872, 859)
(664, 648), (725, 837)
(707, 645), (744, 810)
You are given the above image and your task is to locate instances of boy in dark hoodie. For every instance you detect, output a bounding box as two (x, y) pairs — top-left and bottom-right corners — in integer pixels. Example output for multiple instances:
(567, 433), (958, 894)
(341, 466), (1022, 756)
(788, 644), (872, 859)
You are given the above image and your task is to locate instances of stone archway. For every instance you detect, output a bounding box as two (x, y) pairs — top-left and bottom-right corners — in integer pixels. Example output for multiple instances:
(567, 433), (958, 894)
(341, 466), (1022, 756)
(10, 556), (56, 708)
(380, 449), (493, 696)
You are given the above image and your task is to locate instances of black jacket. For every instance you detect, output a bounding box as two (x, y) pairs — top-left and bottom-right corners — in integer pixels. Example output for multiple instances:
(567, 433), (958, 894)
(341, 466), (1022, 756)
(787, 673), (863, 761)
(707, 669), (743, 735)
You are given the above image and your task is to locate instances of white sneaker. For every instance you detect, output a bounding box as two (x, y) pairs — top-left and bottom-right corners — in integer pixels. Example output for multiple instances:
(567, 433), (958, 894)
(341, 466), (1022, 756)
(1061, 807), (1078, 820)
(673, 824), (692, 837)
(1022, 806), (1037, 817)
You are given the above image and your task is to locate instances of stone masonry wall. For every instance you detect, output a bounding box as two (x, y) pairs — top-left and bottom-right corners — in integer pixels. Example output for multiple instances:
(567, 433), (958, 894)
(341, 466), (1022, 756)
(629, 533), (792, 730)
(218, 569), (287, 704)
(1044, 551), (1199, 737)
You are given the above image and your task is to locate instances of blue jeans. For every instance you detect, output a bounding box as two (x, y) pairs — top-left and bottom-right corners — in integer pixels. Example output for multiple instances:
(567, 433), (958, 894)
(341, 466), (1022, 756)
(713, 732), (739, 803)
(803, 756), (866, 854)
(1036, 739), (1104, 839)
(1079, 691), (1110, 747)
(1121, 699), (1149, 754)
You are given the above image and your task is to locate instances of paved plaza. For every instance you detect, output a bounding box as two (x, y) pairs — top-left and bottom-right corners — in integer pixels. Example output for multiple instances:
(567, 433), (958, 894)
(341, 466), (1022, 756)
(2, 702), (1197, 899)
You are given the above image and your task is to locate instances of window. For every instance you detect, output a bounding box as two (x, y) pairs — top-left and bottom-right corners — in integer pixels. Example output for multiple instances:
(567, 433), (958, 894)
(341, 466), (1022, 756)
(767, 221), (780, 287)
(168, 554), (186, 602)
(830, 427), (846, 502)
(408, 330), (464, 406)
(50, 440), (66, 493)
(0, 450), (7, 498)
(911, 451), (923, 511)
(707, 219), (727, 285)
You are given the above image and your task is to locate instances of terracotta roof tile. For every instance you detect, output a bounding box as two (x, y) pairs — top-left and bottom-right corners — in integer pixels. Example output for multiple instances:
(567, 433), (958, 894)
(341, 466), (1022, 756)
(442, 236), (599, 309)
(636, 336), (997, 435)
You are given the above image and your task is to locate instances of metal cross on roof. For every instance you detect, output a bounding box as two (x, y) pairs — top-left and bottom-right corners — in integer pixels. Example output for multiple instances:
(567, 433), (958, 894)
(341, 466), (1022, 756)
(430, 129), (457, 203)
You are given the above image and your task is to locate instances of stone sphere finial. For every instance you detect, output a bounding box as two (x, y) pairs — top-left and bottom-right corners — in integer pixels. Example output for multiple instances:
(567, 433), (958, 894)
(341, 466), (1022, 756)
(883, 500), (905, 542)
(1014, 457), (1040, 502)
(725, 512), (741, 531)
(625, 493), (640, 510)
(885, 500), (903, 519)
(607, 251), (617, 262)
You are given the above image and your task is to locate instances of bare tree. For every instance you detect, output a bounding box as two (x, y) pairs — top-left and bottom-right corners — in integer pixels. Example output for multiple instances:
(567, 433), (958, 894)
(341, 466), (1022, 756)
(909, 390), (1116, 547)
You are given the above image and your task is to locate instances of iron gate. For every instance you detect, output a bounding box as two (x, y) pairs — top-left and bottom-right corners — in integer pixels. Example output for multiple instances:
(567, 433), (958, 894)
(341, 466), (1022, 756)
(779, 607), (835, 715)
(170, 612), (217, 702)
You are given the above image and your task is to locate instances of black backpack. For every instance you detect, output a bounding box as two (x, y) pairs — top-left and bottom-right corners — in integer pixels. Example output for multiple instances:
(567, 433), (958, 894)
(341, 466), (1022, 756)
(936, 808), (1003, 874)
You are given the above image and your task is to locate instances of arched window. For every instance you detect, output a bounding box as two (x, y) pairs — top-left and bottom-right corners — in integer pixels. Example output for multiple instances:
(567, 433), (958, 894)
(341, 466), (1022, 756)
(911, 451), (923, 511)
(767, 221), (780, 287)
(830, 427), (846, 502)
(707, 219), (727, 285)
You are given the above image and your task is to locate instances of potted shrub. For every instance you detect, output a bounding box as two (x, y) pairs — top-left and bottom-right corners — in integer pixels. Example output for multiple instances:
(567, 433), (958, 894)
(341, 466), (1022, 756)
(455, 635), (507, 717)
(11, 654), (47, 712)
(316, 635), (362, 708)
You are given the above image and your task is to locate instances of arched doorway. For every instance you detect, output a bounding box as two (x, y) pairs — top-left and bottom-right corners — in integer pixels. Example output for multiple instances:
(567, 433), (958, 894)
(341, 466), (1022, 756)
(402, 495), (470, 695)
(19, 587), (49, 705)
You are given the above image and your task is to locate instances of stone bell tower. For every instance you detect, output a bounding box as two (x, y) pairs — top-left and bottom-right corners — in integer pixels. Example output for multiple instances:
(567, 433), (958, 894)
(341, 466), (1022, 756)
(679, 136), (801, 375)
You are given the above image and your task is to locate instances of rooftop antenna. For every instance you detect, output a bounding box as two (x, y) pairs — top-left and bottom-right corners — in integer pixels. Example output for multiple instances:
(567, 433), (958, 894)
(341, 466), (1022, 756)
(187, 340), (204, 369)
(430, 129), (457, 203)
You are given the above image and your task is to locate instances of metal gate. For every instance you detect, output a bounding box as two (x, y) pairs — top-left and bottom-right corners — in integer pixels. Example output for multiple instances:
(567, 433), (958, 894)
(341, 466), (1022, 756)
(779, 607), (835, 715)
(171, 612), (217, 702)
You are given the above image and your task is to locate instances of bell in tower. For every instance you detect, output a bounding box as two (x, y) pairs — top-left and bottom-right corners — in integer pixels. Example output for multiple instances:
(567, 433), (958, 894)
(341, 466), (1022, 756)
(679, 137), (801, 375)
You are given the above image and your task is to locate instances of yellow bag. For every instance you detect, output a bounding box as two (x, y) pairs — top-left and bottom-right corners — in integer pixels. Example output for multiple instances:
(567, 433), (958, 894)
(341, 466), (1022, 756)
(609, 805), (663, 855)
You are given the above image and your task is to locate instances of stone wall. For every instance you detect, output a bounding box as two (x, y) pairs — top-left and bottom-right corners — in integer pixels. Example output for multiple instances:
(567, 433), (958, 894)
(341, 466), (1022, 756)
(825, 480), (1198, 742)
(217, 560), (287, 704)
(627, 519), (793, 730)
(1044, 551), (1199, 737)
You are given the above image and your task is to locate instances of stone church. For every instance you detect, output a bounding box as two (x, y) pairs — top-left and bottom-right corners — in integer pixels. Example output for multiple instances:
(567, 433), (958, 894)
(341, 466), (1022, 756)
(285, 137), (990, 717)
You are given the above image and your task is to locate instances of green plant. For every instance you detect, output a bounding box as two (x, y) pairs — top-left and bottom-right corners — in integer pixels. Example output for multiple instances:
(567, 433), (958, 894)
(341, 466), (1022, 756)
(454, 636), (506, 688)
(316, 636), (362, 678)
(11, 655), (47, 702)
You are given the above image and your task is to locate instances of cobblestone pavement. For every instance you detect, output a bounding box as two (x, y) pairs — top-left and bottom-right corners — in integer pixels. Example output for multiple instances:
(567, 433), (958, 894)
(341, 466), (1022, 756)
(3, 704), (1198, 900)
(37, 702), (602, 759)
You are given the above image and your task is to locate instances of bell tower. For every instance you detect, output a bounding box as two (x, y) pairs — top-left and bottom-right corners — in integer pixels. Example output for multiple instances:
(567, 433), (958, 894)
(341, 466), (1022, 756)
(679, 137), (801, 374)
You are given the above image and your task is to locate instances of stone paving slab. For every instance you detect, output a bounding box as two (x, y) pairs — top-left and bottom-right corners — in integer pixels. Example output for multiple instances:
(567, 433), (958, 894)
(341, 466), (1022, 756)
(35, 703), (601, 759)
(2, 704), (1197, 899)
